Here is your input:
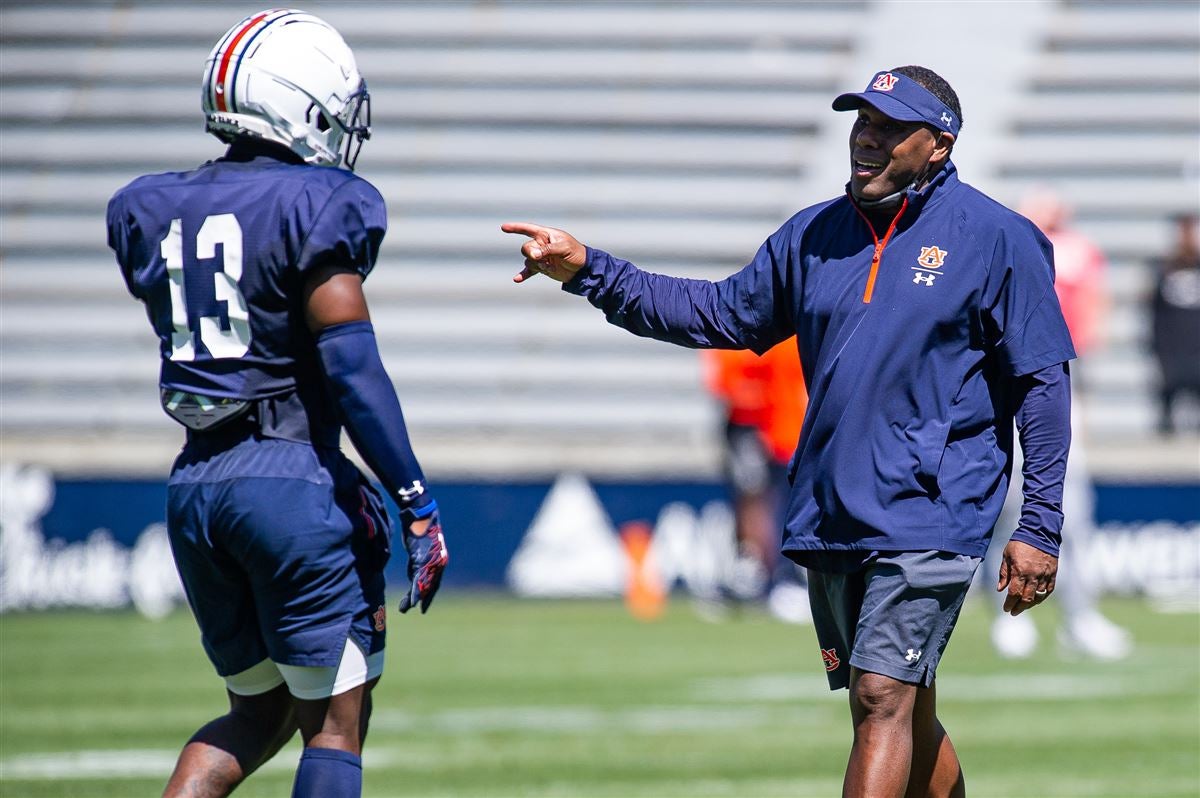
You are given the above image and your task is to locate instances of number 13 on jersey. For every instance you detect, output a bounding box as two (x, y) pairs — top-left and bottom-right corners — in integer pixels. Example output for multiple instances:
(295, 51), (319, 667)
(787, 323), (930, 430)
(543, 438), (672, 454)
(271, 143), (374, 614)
(160, 213), (252, 361)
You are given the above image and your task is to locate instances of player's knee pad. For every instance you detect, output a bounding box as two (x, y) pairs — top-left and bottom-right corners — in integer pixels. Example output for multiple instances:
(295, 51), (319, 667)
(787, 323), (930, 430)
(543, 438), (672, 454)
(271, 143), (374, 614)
(277, 638), (385, 701)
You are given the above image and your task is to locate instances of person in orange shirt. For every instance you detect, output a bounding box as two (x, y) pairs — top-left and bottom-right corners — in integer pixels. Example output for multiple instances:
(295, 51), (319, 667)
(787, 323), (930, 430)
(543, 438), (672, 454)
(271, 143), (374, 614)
(703, 338), (810, 622)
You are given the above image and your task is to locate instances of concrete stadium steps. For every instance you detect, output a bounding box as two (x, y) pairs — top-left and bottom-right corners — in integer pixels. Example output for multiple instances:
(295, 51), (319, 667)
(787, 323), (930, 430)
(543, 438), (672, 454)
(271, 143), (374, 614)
(994, 177), (1200, 219)
(0, 281), (724, 377)
(995, 133), (1198, 179)
(0, 298), (715, 354)
(1046, 2), (1200, 43)
(1, 349), (702, 391)
(3, 127), (809, 174)
(988, 0), (1200, 462)
(0, 391), (725, 479)
(0, 426), (722, 479)
(1031, 51), (1199, 88)
(0, 84), (836, 130)
(2, 206), (1186, 267)
(1011, 94), (1199, 132)
(1, 45), (847, 89)
(0, 2), (863, 477)
(0, 4), (862, 45)
(0, 257), (733, 299)
(2, 0), (1196, 479)
(12, 169), (1197, 224)
(1, 213), (778, 260)
(0, 381), (718, 433)
(1, 171), (804, 218)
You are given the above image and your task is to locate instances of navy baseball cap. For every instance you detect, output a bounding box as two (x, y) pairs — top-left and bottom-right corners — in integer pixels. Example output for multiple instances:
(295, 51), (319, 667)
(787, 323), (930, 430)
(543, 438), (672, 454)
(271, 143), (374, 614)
(833, 70), (961, 136)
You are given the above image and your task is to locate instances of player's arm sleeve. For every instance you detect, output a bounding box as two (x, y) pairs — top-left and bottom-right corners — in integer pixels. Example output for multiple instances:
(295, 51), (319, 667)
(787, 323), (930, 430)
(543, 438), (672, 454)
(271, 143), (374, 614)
(982, 222), (1077, 376)
(316, 320), (432, 510)
(298, 178), (429, 508)
(561, 227), (796, 354)
(1009, 362), (1071, 557)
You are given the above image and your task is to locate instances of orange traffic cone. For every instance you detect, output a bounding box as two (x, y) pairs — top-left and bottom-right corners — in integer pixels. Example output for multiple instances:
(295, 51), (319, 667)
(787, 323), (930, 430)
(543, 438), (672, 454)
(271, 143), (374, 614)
(620, 521), (666, 620)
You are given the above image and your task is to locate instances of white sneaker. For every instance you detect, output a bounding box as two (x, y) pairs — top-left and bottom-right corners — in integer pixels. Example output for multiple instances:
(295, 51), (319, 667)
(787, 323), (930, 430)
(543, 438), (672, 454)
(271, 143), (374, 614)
(1059, 611), (1133, 661)
(992, 612), (1038, 659)
(767, 583), (812, 625)
(726, 554), (769, 602)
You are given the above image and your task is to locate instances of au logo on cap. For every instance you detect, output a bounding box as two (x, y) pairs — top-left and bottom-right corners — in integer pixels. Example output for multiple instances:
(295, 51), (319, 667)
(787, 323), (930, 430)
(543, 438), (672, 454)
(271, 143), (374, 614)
(872, 72), (899, 92)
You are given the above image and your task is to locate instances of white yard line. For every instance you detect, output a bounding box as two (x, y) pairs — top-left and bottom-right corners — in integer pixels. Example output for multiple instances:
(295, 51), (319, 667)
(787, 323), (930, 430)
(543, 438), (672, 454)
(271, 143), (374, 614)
(369, 704), (786, 734)
(689, 670), (1193, 702)
(0, 750), (178, 780)
(0, 748), (402, 781)
(0, 666), (1190, 781)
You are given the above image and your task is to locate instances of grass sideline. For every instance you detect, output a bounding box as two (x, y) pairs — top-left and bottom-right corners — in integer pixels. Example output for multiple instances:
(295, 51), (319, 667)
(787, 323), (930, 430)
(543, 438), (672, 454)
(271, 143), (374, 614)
(1, 596), (1196, 797)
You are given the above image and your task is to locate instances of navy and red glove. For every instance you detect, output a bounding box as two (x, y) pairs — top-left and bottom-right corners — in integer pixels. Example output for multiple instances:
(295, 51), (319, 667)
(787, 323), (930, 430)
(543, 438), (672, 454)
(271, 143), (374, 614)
(398, 500), (448, 614)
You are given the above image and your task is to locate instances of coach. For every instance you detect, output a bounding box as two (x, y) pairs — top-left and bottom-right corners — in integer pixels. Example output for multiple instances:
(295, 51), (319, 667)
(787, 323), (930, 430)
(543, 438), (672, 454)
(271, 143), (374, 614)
(504, 65), (1073, 797)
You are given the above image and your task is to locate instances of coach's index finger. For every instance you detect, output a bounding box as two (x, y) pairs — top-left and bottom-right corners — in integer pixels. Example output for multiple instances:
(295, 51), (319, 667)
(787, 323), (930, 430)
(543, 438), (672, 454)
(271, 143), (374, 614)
(501, 221), (588, 284)
(501, 221), (552, 241)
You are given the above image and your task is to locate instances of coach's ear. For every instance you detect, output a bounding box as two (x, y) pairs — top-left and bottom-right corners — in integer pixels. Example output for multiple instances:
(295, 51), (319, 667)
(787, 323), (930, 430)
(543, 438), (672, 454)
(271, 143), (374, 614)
(930, 131), (955, 167)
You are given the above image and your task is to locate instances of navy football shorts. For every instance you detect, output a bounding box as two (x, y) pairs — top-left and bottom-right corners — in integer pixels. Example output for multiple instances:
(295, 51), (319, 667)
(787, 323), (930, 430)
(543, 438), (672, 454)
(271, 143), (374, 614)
(166, 434), (391, 678)
(807, 550), (980, 689)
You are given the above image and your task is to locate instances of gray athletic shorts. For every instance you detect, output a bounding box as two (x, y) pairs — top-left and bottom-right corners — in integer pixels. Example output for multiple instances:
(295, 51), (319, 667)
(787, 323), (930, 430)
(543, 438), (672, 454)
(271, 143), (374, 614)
(807, 551), (981, 689)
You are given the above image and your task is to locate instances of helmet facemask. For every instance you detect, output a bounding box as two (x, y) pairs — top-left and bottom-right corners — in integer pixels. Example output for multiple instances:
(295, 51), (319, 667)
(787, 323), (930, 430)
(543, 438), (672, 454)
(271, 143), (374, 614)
(330, 81), (371, 171)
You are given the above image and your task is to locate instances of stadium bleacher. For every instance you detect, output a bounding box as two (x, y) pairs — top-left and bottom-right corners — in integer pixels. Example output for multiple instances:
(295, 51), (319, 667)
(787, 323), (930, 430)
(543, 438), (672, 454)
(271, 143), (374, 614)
(991, 0), (1200, 473)
(1, 0), (1196, 479)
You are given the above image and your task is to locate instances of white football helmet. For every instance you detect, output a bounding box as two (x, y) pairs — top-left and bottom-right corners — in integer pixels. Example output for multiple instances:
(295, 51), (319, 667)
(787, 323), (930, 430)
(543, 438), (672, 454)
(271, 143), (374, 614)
(202, 9), (370, 169)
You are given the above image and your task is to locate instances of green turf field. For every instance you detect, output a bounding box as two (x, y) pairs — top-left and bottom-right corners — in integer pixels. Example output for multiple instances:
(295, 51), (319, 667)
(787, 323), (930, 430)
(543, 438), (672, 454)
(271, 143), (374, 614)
(1, 596), (1196, 797)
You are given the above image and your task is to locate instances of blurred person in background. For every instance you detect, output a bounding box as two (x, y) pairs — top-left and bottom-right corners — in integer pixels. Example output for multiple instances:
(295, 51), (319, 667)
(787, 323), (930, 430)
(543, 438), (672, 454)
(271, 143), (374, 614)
(107, 10), (447, 797)
(702, 340), (810, 623)
(504, 65), (1074, 798)
(1150, 213), (1200, 434)
(985, 189), (1132, 661)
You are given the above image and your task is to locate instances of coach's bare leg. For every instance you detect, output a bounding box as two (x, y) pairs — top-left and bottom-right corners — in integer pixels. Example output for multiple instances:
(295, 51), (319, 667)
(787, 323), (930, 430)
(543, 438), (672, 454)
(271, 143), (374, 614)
(844, 668), (918, 798)
(906, 681), (965, 798)
(293, 676), (380, 754)
(163, 683), (297, 798)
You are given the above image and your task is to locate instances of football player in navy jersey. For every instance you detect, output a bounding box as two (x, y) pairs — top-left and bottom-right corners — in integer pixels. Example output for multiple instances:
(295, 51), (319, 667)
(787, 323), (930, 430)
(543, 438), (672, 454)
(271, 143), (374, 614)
(107, 10), (447, 798)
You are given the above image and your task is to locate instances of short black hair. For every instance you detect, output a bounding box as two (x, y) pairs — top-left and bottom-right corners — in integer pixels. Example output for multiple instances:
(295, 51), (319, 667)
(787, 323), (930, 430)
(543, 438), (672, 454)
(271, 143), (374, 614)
(891, 65), (963, 130)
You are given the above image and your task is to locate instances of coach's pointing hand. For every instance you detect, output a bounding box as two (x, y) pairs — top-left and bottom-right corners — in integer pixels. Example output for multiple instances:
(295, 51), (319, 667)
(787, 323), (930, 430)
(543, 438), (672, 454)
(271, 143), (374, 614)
(502, 222), (588, 284)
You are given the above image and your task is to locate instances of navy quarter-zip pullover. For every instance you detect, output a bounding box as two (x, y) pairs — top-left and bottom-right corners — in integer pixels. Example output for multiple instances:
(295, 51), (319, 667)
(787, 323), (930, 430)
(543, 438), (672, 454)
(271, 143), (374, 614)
(564, 162), (1076, 560)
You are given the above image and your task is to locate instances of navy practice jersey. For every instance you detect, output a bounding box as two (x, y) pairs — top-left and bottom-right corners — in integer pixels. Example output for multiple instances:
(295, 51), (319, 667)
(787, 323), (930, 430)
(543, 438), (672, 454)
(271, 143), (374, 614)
(107, 146), (386, 425)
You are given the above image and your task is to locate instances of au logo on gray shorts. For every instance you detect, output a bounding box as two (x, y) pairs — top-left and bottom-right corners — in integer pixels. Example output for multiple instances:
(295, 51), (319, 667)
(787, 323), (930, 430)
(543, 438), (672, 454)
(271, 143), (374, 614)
(807, 550), (981, 689)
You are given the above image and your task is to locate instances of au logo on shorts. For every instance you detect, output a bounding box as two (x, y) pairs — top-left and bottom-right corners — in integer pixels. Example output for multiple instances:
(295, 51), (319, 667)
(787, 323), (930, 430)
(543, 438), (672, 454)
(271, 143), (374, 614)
(373, 604), (387, 631)
(872, 72), (899, 92)
(821, 647), (841, 671)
